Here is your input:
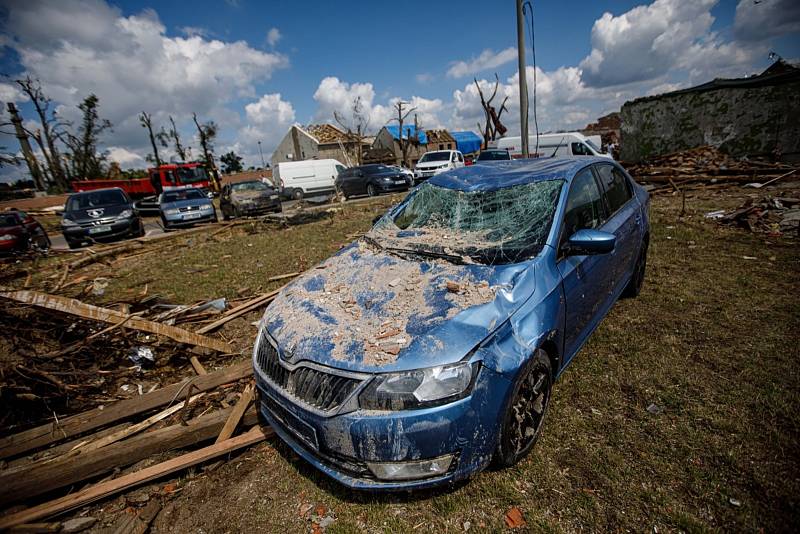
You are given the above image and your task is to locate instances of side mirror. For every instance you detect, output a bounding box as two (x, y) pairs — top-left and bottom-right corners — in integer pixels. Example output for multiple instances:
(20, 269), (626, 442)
(564, 229), (615, 256)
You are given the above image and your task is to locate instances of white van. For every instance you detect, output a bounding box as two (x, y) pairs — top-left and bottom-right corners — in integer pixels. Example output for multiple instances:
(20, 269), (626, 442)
(414, 150), (465, 182)
(274, 159), (347, 200)
(489, 132), (611, 159)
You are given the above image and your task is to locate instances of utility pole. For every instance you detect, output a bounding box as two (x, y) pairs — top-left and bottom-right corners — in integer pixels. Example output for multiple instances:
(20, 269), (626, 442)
(7, 103), (46, 191)
(516, 0), (529, 158)
(258, 140), (266, 168)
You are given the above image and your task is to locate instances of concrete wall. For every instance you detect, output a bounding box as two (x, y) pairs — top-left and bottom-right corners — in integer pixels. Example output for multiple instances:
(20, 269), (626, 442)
(271, 126), (320, 168)
(620, 80), (800, 162)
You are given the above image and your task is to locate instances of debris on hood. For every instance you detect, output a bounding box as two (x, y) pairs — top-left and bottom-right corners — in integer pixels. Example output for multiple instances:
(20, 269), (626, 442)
(264, 240), (501, 366)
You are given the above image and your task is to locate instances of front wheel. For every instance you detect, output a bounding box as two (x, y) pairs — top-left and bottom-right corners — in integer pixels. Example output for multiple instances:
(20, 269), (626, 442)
(292, 188), (304, 201)
(366, 183), (377, 197)
(494, 349), (552, 468)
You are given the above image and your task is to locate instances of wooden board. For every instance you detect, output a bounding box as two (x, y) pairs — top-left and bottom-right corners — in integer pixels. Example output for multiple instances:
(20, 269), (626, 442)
(0, 426), (272, 529)
(195, 289), (280, 334)
(0, 360), (252, 460)
(0, 406), (259, 505)
(0, 290), (232, 353)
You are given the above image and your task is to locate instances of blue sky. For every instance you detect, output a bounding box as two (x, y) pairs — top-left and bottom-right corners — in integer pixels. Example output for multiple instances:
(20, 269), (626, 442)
(1, 0), (798, 181)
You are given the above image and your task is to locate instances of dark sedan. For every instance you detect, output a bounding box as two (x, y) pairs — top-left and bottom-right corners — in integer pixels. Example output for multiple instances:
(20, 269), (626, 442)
(220, 181), (281, 220)
(335, 164), (412, 199)
(0, 209), (51, 254)
(61, 188), (144, 249)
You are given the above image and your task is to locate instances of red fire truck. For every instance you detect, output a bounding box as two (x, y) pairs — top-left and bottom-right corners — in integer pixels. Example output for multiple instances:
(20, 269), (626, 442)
(71, 162), (219, 212)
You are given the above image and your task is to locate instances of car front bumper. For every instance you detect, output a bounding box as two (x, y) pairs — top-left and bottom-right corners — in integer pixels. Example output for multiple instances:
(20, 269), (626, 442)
(375, 180), (411, 193)
(253, 352), (512, 490)
(163, 209), (216, 226)
(233, 200), (281, 215)
(62, 217), (140, 243)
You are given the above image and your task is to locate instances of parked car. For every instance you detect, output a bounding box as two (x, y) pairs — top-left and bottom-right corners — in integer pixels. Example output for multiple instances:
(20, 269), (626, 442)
(274, 159), (346, 200)
(219, 181), (281, 219)
(414, 150), (465, 182)
(476, 149), (512, 162)
(335, 164), (412, 199)
(61, 188), (144, 249)
(490, 132), (611, 159)
(389, 165), (415, 181)
(0, 209), (51, 254)
(254, 157), (649, 490)
(159, 188), (217, 229)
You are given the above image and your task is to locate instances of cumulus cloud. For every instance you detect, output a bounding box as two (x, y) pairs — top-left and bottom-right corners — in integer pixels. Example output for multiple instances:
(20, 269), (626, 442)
(106, 146), (147, 167)
(734, 0), (800, 42)
(267, 27), (282, 46)
(0, 83), (29, 103)
(1, 0), (289, 167)
(447, 47), (517, 78)
(236, 93), (296, 164)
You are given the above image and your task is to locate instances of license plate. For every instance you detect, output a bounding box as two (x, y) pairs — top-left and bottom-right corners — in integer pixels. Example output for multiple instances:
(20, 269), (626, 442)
(183, 213), (202, 220)
(394, 180), (406, 185)
(88, 225), (111, 234)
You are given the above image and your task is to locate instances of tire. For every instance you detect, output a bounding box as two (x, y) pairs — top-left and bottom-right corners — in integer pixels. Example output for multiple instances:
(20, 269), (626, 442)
(32, 229), (51, 252)
(367, 183), (377, 197)
(136, 221), (146, 237)
(67, 240), (81, 250)
(222, 208), (230, 221)
(212, 210), (219, 223)
(622, 238), (648, 299)
(494, 349), (553, 468)
(160, 217), (172, 232)
(292, 188), (304, 201)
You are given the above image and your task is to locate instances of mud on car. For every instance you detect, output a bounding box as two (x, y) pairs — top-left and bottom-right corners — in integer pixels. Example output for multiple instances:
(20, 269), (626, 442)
(254, 157), (650, 489)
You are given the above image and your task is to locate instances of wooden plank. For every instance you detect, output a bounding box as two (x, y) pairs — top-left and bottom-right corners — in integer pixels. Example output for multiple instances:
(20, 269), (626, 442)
(215, 383), (254, 444)
(109, 499), (162, 534)
(0, 290), (231, 353)
(195, 289), (280, 334)
(0, 406), (259, 505)
(69, 242), (143, 269)
(189, 356), (207, 375)
(0, 360), (252, 460)
(0, 426), (272, 529)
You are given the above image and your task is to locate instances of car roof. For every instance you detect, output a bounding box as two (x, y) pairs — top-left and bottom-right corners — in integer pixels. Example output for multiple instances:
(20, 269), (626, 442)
(429, 157), (612, 192)
(70, 187), (125, 197)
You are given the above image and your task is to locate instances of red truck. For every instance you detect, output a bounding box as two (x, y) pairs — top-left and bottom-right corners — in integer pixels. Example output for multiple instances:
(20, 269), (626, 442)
(71, 163), (219, 212)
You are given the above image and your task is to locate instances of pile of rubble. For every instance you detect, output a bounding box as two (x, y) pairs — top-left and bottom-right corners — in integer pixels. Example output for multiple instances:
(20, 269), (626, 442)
(708, 195), (800, 236)
(625, 145), (798, 189)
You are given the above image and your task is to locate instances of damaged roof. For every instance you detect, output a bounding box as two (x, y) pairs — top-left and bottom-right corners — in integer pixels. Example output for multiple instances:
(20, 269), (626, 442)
(304, 123), (348, 144)
(431, 156), (605, 192)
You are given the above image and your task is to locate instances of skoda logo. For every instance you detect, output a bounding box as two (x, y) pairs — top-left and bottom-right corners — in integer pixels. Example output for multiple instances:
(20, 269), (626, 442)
(87, 208), (104, 218)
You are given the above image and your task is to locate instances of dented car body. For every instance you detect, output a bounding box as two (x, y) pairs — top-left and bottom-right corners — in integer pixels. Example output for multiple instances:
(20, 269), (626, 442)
(254, 157), (650, 489)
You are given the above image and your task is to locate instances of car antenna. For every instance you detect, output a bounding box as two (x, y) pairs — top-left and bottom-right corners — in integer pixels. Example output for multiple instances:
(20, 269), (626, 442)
(550, 136), (566, 158)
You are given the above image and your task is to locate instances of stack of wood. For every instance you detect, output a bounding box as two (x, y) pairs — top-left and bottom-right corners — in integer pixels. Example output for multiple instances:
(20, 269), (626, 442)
(624, 146), (798, 188)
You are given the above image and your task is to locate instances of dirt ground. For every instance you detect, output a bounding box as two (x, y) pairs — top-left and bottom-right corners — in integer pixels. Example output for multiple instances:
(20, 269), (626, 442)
(3, 183), (799, 532)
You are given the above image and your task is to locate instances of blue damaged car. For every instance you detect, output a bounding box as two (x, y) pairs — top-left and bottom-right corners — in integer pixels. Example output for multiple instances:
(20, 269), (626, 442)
(254, 157), (649, 490)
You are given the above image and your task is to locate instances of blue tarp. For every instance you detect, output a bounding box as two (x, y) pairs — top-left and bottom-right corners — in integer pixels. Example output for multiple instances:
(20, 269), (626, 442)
(385, 124), (427, 144)
(450, 131), (482, 154)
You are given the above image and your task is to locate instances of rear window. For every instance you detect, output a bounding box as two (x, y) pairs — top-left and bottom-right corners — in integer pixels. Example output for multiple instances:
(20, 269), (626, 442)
(67, 190), (128, 211)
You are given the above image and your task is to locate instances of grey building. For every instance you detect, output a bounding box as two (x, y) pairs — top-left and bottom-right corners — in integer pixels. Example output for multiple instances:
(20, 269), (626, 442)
(271, 124), (370, 168)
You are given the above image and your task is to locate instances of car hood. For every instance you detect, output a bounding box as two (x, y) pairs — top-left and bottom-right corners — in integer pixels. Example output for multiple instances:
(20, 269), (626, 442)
(66, 204), (128, 223)
(416, 161), (450, 170)
(230, 190), (276, 203)
(161, 198), (211, 210)
(0, 226), (23, 238)
(261, 241), (538, 373)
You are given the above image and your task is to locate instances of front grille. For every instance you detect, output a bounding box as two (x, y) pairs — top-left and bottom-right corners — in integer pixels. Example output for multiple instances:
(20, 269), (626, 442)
(256, 334), (361, 411)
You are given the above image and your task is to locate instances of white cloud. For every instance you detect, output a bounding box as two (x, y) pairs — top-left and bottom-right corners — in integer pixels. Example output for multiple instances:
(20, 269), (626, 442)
(236, 93), (296, 165)
(2, 0), (289, 165)
(447, 47), (517, 78)
(267, 27), (282, 47)
(734, 0), (800, 42)
(415, 73), (434, 84)
(107, 146), (147, 167)
(0, 83), (29, 103)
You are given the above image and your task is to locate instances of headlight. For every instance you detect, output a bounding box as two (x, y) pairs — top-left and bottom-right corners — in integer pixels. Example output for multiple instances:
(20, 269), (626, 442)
(0, 234), (15, 241)
(61, 218), (78, 227)
(269, 194), (279, 200)
(358, 362), (478, 410)
(200, 204), (213, 211)
(163, 208), (180, 216)
(119, 209), (133, 219)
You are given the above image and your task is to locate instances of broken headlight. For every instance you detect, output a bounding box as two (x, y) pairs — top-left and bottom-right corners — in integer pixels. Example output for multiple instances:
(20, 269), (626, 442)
(358, 362), (478, 410)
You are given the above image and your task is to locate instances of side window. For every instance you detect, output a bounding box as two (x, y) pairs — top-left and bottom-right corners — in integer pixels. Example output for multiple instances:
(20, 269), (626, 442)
(457, 152), (464, 162)
(561, 168), (606, 244)
(596, 165), (632, 214)
(571, 142), (591, 156)
(335, 165), (346, 175)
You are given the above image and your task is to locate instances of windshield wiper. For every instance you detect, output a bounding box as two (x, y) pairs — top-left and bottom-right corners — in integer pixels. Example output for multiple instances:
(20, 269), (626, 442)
(385, 246), (465, 265)
(360, 234), (384, 250)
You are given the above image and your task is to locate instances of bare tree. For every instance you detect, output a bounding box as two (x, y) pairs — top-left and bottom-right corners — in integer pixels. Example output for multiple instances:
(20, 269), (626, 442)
(334, 96), (371, 165)
(193, 112), (220, 190)
(63, 94), (112, 180)
(474, 74), (509, 149)
(15, 76), (70, 189)
(167, 115), (188, 161)
(390, 101), (417, 168)
(139, 111), (162, 167)
(1, 103), (44, 190)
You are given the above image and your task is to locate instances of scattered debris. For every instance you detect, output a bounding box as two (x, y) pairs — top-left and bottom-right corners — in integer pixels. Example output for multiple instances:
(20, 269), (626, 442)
(128, 346), (156, 369)
(713, 195), (800, 235)
(61, 516), (97, 533)
(504, 506), (526, 529)
(729, 497), (742, 507)
(647, 403), (665, 415)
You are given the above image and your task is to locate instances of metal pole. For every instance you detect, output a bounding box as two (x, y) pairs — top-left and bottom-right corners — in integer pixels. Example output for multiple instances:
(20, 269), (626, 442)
(516, 0), (529, 158)
(257, 140), (266, 168)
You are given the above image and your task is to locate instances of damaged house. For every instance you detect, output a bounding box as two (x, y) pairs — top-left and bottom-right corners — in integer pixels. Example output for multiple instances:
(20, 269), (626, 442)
(371, 125), (429, 167)
(620, 59), (800, 163)
(271, 124), (371, 167)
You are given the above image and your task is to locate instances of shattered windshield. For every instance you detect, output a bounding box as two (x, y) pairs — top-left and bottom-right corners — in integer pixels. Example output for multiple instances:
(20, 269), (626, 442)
(369, 179), (564, 265)
(232, 181), (269, 192)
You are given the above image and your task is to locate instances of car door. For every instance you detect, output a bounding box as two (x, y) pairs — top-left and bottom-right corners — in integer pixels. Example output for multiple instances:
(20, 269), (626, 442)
(557, 167), (614, 360)
(593, 163), (640, 296)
